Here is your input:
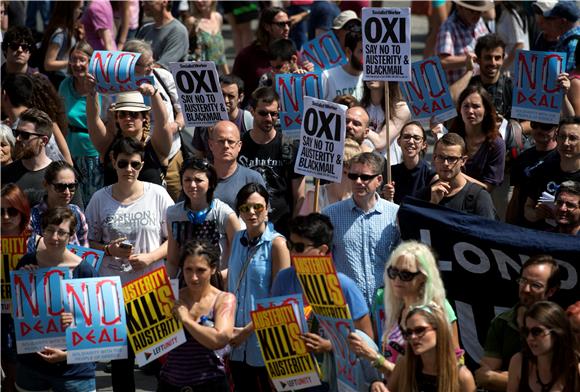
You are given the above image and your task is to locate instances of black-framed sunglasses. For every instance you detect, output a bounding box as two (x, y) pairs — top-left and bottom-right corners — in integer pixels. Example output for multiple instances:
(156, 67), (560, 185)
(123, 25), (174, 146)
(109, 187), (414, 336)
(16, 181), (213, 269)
(116, 160), (143, 170)
(183, 158), (211, 171)
(52, 182), (78, 193)
(13, 129), (45, 140)
(521, 326), (551, 338)
(257, 110), (279, 118)
(8, 42), (32, 52)
(387, 266), (421, 282)
(238, 203), (266, 214)
(286, 240), (315, 253)
(347, 173), (379, 181)
(1, 207), (19, 217)
(271, 21), (291, 28)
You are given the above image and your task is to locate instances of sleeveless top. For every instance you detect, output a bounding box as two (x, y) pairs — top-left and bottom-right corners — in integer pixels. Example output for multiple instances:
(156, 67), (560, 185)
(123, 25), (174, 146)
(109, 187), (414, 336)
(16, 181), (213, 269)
(160, 293), (226, 386)
(103, 137), (166, 186)
(416, 367), (438, 392)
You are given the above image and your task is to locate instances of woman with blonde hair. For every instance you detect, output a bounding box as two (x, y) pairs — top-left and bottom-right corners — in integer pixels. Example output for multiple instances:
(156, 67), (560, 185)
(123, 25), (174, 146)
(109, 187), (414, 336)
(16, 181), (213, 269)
(387, 304), (476, 392)
(349, 240), (460, 380)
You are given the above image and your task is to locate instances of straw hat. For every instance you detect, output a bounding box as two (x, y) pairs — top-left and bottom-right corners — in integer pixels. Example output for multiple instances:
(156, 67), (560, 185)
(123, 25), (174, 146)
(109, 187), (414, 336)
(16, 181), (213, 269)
(453, 0), (495, 12)
(113, 91), (151, 112)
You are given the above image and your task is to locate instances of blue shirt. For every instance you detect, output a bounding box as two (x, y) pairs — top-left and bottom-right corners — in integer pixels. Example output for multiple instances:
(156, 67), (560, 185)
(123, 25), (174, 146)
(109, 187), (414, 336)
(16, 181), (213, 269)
(227, 223), (283, 366)
(556, 25), (580, 72)
(322, 195), (400, 308)
(271, 268), (369, 321)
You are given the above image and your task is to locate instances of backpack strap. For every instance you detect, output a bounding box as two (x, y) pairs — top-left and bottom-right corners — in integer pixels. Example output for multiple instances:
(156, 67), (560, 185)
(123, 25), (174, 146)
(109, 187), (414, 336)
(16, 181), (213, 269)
(462, 182), (484, 214)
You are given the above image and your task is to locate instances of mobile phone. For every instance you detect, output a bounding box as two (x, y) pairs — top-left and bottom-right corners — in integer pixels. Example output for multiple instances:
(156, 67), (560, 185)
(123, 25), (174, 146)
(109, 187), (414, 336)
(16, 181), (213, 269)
(119, 241), (133, 250)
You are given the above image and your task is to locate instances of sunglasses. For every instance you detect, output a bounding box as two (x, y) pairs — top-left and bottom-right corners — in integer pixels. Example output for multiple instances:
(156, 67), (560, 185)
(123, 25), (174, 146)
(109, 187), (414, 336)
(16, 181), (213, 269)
(52, 182), (78, 193)
(347, 173), (380, 181)
(402, 326), (435, 340)
(116, 160), (143, 170)
(387, 266), (421, 282)
(184, 158), (211, 170)
(521, 326), (551, 338)
(117, 111), (142, 119)
(257, 110), (279, 118)
(1, 207), (19, 217)
(286, 240), (315, 253)
(13, 129), (44, 140)
(271, 21), (291, 28)
(239, 203), (265, 214)
(8, 42), (32, 52)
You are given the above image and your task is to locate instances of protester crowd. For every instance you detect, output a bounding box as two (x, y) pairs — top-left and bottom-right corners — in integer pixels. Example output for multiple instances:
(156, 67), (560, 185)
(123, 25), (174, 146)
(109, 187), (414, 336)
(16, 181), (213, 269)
(0, 1), (579, 392)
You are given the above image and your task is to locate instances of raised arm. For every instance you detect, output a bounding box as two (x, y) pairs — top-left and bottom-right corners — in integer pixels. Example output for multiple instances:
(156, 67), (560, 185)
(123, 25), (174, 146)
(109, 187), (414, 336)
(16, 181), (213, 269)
(139, 83), (172, 165)
(85, 74), (114, 155)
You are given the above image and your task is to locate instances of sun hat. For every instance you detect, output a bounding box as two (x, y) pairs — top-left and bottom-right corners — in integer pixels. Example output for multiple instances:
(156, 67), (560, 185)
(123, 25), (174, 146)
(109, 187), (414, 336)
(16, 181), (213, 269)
(113, 91), (151, 112)
(332, 10), (360, 30)
(453, 0), (495, 12)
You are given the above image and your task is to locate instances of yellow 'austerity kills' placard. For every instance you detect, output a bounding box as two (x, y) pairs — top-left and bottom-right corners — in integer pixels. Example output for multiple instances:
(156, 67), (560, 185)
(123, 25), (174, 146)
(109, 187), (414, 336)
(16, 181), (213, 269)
(1, 236), (27, 313)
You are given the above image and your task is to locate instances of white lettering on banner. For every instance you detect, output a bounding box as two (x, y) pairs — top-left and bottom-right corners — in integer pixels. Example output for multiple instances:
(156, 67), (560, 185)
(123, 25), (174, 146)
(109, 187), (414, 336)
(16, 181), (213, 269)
(420, 229), (577, 289)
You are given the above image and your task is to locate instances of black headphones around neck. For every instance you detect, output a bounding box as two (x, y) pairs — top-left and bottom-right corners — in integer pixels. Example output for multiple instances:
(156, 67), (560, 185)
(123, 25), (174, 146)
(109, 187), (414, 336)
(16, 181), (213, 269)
(240, 234), (261, 247)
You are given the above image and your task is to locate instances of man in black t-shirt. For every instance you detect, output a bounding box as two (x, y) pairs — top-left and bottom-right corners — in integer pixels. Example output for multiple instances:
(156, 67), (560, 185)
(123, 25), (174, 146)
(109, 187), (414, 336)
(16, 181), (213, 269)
(419, 133), (497, 219)
(237, 87), (304, 234)
(523, 117), (580, 229)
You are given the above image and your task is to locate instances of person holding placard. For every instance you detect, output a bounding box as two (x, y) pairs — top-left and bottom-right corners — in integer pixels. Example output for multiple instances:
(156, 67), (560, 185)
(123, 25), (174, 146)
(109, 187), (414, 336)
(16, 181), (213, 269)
(384, 305), (476, 392)
(14, 207), (98, 392)
(85, 75), (173, 187)
(159, 239), (236, 392)
(227, 183), (290, 392)
(59, 41), (104, 206)
(1, 183), (31, 392)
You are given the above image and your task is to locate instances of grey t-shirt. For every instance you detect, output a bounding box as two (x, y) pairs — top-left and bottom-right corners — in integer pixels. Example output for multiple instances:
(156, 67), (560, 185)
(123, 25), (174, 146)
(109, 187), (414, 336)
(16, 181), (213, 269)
(214, 165), (266, 211)
(136, 19), (188, 67)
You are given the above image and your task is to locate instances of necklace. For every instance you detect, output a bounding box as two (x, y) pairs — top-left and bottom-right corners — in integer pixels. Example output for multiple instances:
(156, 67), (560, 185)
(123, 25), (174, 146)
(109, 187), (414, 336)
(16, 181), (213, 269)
(535, 365), (554, 392)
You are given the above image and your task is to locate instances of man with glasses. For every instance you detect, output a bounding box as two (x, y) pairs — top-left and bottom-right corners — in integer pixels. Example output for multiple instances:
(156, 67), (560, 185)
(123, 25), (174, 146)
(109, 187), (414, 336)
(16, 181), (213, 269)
(475, 255), (561, 391)
(420, 133), (497, 219)
(0, 26), (41, 81)
(209, 120), (265, 210)
(2, 108), (81, 208)
(322, 152), (400, 308)
(436, 0), (492, 84)
(238, 87), (304, 235)
(523, 117), (580, 228)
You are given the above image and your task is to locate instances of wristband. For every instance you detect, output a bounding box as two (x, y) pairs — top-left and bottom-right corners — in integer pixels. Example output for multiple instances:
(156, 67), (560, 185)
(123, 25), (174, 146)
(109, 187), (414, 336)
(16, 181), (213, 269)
(372, 354), (385, 369)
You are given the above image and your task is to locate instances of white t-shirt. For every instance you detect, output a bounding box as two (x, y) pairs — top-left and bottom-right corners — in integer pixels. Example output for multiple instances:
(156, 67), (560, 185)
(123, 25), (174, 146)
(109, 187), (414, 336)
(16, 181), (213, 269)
(85, 182), (175, 283)
(322, 66), (364, 102)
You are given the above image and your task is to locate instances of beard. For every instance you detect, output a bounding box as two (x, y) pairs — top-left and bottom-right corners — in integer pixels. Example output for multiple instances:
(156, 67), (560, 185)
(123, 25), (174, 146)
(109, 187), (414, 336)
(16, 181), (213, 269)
(13, 140), (39, 160)
(350, 54), (363, 72)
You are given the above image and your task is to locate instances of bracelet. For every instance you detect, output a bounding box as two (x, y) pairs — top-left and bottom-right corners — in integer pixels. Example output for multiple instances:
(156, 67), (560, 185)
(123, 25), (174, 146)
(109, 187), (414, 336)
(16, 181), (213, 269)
(153, 87), (159, 96)
(372, 354), (385, 369)
(104, 244), (111, 256)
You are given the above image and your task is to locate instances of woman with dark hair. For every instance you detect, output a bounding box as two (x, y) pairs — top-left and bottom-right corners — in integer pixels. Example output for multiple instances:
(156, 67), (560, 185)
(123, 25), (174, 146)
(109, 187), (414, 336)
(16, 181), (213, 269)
(158, 239), (236, 392)
(166, 158), (240, 278)
(451, 84), (506, 191)
(383, 121), (436, 204)
(84, 137), (174, 391)
(39, 0), (83, 88)
(227, 182), (290, 392)
(507, 301), (579, 391)
(233, 6), (293, 106)
(386, 304), (476, 392)
(86, 70), (173, 187)
(1, 183), (30, 392)
(14, 207), (98, 392)
(59, 40), (104, 205)
(29, 160), (88, 250)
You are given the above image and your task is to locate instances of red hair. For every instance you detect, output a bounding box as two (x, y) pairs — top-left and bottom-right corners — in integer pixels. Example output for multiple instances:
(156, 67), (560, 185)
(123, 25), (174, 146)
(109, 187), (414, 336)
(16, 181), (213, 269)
(1, 183), (31, 235)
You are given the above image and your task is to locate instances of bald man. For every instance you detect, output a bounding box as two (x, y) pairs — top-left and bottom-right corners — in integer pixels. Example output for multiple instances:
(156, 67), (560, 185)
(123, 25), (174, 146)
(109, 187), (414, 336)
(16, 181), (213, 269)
(346, 106), (375, 153)
(209, 120), (266, 210)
